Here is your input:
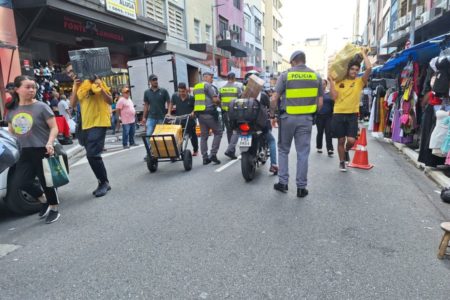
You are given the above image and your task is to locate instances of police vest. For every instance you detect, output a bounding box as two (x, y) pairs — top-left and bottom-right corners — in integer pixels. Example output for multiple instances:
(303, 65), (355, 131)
(193, 82), (207, 112)
(285, 71), (319, 115)
(219, 86), (239, 112)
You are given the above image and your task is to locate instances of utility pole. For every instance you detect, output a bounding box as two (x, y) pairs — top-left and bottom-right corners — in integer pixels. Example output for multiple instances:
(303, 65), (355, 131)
(409, 0), (417, 45)
(211, 2), (224, 79)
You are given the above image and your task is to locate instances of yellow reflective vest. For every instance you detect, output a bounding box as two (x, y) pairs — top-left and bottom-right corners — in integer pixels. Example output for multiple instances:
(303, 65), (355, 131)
(219, 85), (239, 112)
(285, 71), (319, 115)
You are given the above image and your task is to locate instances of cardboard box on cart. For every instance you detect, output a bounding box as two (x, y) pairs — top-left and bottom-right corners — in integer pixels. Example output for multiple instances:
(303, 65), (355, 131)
(150, 124), (183, 158)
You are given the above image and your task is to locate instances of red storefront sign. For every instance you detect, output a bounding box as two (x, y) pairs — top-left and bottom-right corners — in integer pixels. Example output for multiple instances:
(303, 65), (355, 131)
(63, 16), (124, 42)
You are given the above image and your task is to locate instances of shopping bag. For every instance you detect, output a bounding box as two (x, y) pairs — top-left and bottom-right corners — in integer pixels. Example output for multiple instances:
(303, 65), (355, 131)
(328, 44), (363, 82)
(68, 118), (76, 134)
(42, 156), (69, 188)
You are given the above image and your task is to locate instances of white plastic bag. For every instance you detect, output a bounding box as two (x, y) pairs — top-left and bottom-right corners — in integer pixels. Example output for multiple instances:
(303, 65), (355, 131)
(68, 118), (76, 134)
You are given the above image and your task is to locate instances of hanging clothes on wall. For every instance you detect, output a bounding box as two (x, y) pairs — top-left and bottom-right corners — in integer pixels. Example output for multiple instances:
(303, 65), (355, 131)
(429, 109), (449, 157)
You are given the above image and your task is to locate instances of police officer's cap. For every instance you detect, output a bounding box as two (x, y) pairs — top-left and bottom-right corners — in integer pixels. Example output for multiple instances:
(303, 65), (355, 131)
(290, 50), (306, 63)
(203, 70), (213, 76)
(227, 72), (236, 79)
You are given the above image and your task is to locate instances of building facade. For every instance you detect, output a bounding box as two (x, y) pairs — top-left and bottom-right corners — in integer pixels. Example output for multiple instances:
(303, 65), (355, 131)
(263, 0), (283, 74)
(243, 2), (263, 73)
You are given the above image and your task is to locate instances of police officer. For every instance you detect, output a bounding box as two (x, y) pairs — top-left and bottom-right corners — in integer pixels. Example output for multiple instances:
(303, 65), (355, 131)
(220, 72), (242, 160)
(270, 50), (323, 198)
(193, 71), (223, 165)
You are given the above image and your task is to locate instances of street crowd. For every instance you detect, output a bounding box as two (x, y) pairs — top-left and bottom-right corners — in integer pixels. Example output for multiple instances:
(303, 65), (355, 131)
(4, 49), (371, 224)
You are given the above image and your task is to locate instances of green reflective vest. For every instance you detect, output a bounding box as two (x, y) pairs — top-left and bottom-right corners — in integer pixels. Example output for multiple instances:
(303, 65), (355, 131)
(193, 82), (206, 112)
(219, 86), (239, 112)
(285, 71), (319, 115)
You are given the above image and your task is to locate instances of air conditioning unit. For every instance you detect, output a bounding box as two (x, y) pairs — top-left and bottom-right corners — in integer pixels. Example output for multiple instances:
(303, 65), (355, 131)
(225, 30), (231, 40)
(421, 11), (431, 23)
(406, 11), (412, 23)
(399, 16), (406, 26)
(416, 5), (424, 16)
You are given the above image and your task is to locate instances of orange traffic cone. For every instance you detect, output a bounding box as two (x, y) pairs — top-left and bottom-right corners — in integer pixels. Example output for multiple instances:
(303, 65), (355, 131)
(350, 127), (367, 150)
(348, 143), (373, 170)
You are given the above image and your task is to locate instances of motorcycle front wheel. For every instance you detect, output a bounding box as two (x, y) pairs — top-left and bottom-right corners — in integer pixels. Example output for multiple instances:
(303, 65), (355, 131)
(241, 152), (256, 182)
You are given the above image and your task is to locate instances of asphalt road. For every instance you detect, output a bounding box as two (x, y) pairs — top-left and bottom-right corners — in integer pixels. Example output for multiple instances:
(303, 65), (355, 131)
(1, 130), (450, 299)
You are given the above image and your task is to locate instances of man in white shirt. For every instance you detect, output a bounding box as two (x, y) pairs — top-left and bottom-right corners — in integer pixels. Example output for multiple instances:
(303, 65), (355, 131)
(58, 94), (71, 123)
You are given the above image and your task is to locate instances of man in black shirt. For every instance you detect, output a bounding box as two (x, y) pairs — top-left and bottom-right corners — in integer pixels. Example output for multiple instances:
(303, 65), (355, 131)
(167, 82), (199, 156)
(142, 74), (170, 137)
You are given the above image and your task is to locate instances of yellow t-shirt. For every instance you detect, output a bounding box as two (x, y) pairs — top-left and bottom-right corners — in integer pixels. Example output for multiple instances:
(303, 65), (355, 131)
(77, 80), (112, 130)
(333, 77), (365, 114)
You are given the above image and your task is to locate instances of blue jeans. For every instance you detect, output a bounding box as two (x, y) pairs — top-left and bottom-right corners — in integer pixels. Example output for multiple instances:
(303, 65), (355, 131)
(266, 130), (277, 166)
(146, 118), (163, 136)
(122, 123), (136, 146)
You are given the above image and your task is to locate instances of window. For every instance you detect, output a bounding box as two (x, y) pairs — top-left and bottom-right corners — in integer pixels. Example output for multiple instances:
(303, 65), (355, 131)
(194, 19), (201, 43)
(255, 48), (262, 67)
(168, 4), (185, 40)
(233, 0), (241, 9)
(146, 0), (165, 24)
(244, 14), (251, 32)
(255, 20), (261, 42)
(219, 17), (229, 40)
(205, 25), (212, 45)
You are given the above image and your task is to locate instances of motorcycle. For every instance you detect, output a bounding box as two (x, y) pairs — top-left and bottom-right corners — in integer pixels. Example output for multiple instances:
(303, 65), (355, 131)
(237, 122), (269, 182)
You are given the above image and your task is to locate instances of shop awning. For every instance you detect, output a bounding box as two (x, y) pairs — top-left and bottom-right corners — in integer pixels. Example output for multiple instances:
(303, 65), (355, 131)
(217, 40), (249, 58)
(380, 32), (450, 72)
(13, 0), (167, 42)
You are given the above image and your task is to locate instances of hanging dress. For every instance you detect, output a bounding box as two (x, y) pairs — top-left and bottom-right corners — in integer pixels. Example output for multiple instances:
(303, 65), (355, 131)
(429, 110), (449, 157)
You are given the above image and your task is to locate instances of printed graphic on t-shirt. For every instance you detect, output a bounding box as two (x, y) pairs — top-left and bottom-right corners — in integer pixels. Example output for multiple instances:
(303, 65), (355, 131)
(12, 112), (33, 135)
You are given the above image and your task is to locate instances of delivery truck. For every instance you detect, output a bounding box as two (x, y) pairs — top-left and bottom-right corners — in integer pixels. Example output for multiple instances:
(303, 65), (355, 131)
(127, 53), (210, 112)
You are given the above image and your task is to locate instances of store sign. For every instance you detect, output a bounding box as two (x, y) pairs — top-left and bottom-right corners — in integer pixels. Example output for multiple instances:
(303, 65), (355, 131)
(105, 0), (136, 20)
(63, 16), (125, 42)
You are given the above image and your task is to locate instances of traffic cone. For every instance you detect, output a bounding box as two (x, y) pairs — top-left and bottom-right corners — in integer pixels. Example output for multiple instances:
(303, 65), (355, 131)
(350, 127), (367, 150)
(348, 143), (373, 170)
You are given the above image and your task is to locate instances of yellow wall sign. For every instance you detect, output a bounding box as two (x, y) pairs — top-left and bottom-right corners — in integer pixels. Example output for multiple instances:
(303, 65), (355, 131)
(105, 0), (137, 20)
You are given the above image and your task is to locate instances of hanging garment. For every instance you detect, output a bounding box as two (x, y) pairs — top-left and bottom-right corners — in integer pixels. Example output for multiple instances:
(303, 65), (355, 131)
(440, 116), (450, 154)
(429, 110), (449, 157)
(433, 56), (450, 98)
(446, 150), (450, 166)
(418, 104), (446, 167)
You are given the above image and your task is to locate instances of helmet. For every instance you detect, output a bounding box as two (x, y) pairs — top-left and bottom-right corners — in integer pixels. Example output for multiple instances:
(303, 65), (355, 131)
(243, 70), (260, 85)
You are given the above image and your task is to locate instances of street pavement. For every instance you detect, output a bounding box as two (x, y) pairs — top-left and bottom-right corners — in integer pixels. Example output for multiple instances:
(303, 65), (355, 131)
(1, 129), (450, 299)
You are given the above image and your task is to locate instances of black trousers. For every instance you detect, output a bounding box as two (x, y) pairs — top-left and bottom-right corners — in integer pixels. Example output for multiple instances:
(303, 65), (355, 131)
(223, 111), (233, 143)
(15, 148), (59, 205)
(84, 127), (109, 184)
(316, 114), (334, 151)
(186, 119), (199, 153)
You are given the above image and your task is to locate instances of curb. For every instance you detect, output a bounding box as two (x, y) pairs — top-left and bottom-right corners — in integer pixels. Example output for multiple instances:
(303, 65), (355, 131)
(66, 145), (84, 160)
(379, 137), (450, 188)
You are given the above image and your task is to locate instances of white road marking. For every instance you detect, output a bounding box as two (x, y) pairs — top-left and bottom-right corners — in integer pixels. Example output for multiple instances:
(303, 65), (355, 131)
(215, 156), (241, 173)
(0, 244), (21, 258)
(71, 145), (144, 168)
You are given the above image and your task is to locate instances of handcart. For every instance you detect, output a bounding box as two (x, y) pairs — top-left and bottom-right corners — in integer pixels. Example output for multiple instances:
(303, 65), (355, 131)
(142, 114), (193, 173)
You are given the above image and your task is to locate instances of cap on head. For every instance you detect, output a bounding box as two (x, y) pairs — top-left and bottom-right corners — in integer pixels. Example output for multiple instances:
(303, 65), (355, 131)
(290, 50), (306, 64)
(148, 74), (158, 81)
(227, 72), (236, 79)
(203, 70), (213, 76)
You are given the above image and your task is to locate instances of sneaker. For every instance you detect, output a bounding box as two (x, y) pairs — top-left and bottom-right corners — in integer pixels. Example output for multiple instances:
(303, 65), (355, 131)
(123, 145), (130, 149)
(94, 182), (111, 198)
(192, 151), (198, 157)
(38, 203), (50, 219)
(274, 182), (288, 193)
(269, 165), (279, 175)
(203, 157), (212, 165)
(130, 143), (140, 147)
(45, 210), (60, 224)
(317, 148), (323, 153)
(345, 151), (350, 164)
(210, 155), (221, 164)
(224, 151), (237, 160)
(297, 188), (309, 198)
(328, 150), (334, 157)
(339, 161), (347, 172)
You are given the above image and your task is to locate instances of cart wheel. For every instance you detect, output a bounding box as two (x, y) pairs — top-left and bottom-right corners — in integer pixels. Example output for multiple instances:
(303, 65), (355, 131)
(183, 150), (192, 171)
(147, 156), (158, 173)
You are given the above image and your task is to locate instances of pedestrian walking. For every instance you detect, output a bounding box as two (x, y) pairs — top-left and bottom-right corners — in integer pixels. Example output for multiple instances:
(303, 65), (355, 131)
(6, 75), (61, 223)
(58, 94), (71, 124)
(328, 50), (372, 172)
(67, 63), (113, 197)
(271, 51), (323, 198)
(111, 92), (120, 135)
(315, 79), (334, 156)
(117, 87), (138, 149)
(49, 91), (60, 115)
(167, 82), (199, 156)
(193, 71), (222, 165)
(142, 74), (170, 137)
(220, 72), (242, 159)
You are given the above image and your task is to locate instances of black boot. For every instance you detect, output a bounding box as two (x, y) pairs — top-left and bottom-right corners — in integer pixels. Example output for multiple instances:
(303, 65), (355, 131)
(297, 188), (309, 198)
(274, 183), (288, 193)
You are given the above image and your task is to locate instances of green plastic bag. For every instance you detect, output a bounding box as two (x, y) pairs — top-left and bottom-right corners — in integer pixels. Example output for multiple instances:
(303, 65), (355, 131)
(43, 156), (69, 188)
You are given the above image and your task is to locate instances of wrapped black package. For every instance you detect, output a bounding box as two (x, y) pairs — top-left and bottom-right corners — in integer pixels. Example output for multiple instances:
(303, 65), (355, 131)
(68, 47), (112, 80)
(228, 98), (268, 130)
(0, 129), (20, 174)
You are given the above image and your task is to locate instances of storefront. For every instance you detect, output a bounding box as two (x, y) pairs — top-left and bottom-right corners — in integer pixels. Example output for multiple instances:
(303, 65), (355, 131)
(12, 0), (167, 96)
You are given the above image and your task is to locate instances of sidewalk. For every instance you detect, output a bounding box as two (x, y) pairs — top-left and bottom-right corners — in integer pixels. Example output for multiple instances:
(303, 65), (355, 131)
(375, 134), (450, 188)
(64, 127), (146, 164)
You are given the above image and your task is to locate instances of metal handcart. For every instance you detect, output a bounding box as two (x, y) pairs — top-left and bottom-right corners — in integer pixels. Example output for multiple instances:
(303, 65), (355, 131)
(142, 114), (193, 173)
